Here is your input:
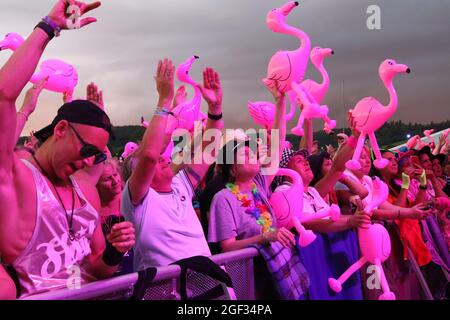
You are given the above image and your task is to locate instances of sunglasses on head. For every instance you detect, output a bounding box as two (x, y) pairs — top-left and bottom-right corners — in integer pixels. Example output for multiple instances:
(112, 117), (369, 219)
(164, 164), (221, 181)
(68, 123), (107, 165)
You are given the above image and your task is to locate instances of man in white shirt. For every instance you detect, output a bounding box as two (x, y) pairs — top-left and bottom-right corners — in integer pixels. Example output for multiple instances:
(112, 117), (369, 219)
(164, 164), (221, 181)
(122, 60), (224, 270)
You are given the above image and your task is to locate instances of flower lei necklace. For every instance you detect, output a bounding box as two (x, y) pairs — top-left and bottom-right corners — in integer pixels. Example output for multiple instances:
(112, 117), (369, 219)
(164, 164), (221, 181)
(226, 182), (274, 233)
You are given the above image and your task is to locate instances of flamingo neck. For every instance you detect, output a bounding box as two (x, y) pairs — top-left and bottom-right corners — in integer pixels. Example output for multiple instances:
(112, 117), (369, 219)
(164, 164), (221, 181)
(315, 59), (329, 90)
(192, 85), (202, 109)
(381, 76), (398, 118)
(283, 25), (311, 56)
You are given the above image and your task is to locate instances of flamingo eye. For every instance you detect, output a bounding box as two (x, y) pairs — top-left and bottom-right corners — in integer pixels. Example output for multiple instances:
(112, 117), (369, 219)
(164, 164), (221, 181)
(185, 71), (188, 74)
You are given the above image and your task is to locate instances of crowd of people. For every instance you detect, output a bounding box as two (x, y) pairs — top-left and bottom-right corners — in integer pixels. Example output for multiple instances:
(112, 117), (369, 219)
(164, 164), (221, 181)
(0, 0), (449, 300)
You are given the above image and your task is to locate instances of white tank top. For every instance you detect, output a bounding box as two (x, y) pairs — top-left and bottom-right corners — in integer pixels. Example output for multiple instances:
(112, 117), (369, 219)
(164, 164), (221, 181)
(13, 160), (99, 298)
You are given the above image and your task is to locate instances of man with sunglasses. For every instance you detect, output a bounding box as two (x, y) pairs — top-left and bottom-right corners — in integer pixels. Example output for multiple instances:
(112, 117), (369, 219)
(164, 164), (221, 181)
(0, 1), (134, 299)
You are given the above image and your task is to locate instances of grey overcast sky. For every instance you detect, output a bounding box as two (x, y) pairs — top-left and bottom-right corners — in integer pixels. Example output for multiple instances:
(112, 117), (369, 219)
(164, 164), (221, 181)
(1, 0), (449, 135)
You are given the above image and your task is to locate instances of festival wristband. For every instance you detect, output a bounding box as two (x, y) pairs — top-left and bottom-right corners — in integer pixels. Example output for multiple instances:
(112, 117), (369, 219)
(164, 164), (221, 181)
(347, 135), (358, 148)
(208, 113), (223, 121)
(102, 241), (124, 266)
(419, 170), (427, 187)
(154, 108), (173, 117)
(34, 16), (61, 40)
(401, 173), (410, 190)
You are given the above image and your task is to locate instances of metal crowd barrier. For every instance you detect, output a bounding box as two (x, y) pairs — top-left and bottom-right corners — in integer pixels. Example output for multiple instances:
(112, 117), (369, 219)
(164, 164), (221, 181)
(22, 248), (260, 300)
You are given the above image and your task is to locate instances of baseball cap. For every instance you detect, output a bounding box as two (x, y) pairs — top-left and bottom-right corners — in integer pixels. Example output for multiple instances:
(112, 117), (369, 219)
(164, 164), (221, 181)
(279, 148), (309, 168)
(34, 100), (114, 143)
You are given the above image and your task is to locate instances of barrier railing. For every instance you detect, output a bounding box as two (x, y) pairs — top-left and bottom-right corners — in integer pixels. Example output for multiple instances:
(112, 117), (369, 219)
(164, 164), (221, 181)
(22, 247), (259, 300)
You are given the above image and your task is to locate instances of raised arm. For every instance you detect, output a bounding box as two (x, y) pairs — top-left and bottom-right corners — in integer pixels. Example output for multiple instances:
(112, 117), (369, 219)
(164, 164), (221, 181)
(183, 68), (224, 190)
(299, 118), (313, 153)
(264, 81), (286, 186)
(315, 112), (360, 198)
(14, 78), (48, 144)
(128, 59), (175, 204)
(0, 0), (100, 183)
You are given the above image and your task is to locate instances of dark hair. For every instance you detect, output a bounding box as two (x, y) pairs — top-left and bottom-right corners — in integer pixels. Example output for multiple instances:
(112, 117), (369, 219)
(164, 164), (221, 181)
(308, 151), (331, 187)
(217, 139), (257, 183)
(371, 150), (401, 195)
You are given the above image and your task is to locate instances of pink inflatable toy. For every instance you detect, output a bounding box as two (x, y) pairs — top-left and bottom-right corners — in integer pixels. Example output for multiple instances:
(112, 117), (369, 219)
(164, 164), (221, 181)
(406, 135), (421, 150)
(328, 176), (396, 300)
(166, 55), (203, 134)
(121, 142), (138, 159)
(346, 59), (410, 170)
(162, 140), (175, 162)
(30, 59), (78, 96)
(262, 2), (330, 137)
(0, 33), (24, 52)
(247, 97), (296, 130)
(269, 168), (341, 247)
(424, 129), (434, 143)
(141, 116), (149, 129)
(300, 47), (337, 134)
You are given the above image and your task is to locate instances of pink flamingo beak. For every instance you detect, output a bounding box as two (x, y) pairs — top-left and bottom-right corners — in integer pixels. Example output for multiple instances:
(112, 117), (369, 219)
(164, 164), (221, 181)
(394, 64), (411, 74)
(280, 1), (299, 16)
(176, 55), (199, 83)
(323, 48), (334, 57)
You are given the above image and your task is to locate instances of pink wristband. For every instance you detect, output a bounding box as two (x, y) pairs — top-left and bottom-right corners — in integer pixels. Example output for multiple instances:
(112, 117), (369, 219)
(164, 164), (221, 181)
(347, 135), (358, 148)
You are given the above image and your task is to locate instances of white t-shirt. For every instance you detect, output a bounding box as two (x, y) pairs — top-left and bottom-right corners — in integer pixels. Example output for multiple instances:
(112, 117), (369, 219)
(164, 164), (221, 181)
(275, 183), (330, 219)
(121, 170), (211, 270)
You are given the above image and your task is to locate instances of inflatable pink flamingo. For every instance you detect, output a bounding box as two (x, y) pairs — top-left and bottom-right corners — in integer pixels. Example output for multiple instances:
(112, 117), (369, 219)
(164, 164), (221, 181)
(0, 33), (24, 52)
(262, 1), (328, 137)
(0, 33), (78, 96)
(30, 59), (78, 96)
(424, 129), (434, 143)
(406, 135), (421, 150)
(300, 47), (337, 133)
(247, 97), (296, 130)
(269, 168), (340, 247)
(328, 176), (396, 300)
(346, 59), (411, 170)
(121, 142), (138, 159)
(166, 55), (204, 134)
(141, 116), (149, 129)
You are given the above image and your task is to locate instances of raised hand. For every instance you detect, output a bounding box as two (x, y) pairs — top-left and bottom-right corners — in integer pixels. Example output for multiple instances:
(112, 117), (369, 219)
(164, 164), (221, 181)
(86, 82), (104, 110)
(265, 80), (285, 104)
(155, 58), (175, 108)
(173, 85), (187, 108)
(20, 77), (49, 117)
(347, 111), (360, 138)
(63, 90), (73, 104)
(48, 0), (101, 30)
(199, 67), (223, 111)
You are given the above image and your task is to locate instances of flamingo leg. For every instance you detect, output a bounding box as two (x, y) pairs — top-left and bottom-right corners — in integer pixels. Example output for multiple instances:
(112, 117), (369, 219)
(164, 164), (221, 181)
(292, 217), (316, 247)
(368, 132), (389, 169)
(328, 257), (367, 293)
(374, 258), (396, 300)
(346, 134), (366, 170)
(337, 257), (367, 284)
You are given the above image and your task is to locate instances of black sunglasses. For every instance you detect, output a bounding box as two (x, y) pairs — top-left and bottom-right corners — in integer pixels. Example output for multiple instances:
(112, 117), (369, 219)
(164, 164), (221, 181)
(68, 123), (107, 165)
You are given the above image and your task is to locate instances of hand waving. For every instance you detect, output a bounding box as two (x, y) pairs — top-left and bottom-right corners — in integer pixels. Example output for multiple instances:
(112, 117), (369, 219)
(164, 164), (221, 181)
(199, 67), (223, 112)
(155, 58), (175, 108)
(48, 0), (101, 30)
